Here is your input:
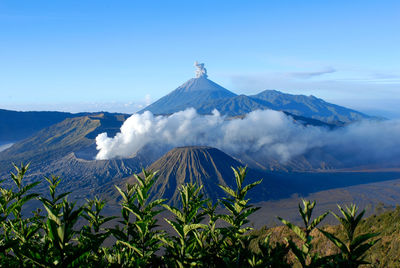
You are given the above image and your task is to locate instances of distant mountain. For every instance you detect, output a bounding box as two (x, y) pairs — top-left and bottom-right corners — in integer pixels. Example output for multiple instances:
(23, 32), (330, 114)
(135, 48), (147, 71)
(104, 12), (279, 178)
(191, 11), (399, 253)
(0, 109), (89, 143)
(121, 146), (289, 205)
(140, 76), (237, 115)
(251, 90), (370, 123)
(139, 64), (371, 124)
(1, 114), (103, 171)
(195, 94), (337, 127)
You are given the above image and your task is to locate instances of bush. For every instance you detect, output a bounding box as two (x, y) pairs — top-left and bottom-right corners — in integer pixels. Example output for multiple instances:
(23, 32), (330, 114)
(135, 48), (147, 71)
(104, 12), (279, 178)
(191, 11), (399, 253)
(0, 164), (381, 267)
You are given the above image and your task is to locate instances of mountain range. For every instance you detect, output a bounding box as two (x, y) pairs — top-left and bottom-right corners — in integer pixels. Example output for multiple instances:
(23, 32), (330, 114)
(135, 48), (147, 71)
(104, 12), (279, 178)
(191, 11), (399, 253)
(141, 75), (370, 124)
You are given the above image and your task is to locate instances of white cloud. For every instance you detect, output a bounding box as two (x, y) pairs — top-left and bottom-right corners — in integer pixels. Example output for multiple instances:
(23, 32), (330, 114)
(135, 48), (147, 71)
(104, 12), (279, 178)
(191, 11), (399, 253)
(95, 109), (400, 169)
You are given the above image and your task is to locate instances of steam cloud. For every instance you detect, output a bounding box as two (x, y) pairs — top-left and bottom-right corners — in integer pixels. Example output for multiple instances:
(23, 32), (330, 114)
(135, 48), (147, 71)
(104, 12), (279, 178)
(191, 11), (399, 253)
(95, 108), (400, 168)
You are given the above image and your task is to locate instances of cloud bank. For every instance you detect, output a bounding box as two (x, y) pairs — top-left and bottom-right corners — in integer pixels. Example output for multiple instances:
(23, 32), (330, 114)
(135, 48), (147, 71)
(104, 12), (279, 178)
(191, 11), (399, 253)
(95, 109), (326, 161)
(95, 108), (400, 170)
(95, 108), (400, 169)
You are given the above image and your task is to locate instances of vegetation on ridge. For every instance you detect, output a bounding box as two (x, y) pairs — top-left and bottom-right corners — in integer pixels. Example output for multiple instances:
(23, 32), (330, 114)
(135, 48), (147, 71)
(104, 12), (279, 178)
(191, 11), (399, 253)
(0, 163), (391, 267)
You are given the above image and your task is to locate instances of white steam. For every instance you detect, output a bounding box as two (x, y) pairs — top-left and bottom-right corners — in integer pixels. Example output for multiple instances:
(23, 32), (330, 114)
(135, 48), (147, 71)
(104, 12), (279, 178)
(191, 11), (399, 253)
(95, 108), (400, 168)
(323, 119), (400, 166)
(95, 109), (325, 161)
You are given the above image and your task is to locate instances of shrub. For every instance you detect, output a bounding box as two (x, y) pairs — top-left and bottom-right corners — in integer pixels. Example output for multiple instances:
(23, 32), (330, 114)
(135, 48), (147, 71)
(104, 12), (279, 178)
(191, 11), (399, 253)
(0, 164), (381, 267)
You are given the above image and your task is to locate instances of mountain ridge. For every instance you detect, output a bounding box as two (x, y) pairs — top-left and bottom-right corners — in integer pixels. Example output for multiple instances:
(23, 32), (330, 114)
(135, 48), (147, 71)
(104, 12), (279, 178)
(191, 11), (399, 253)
(251, 90), (370, 123)
(139, 69), (372, 124)
(0, 109), (91, 143)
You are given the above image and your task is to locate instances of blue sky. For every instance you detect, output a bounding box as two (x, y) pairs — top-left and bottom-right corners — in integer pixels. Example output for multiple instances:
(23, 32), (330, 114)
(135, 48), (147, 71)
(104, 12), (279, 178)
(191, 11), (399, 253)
(0, 0), (399, 117)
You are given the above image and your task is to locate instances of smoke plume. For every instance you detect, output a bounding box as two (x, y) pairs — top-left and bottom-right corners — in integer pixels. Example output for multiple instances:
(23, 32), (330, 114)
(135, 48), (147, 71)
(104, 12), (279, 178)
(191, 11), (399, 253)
(194, 61), (208, 78)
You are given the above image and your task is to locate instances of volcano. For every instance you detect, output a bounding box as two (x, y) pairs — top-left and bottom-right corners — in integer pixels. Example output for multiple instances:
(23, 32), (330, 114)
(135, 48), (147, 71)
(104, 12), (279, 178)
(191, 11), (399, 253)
(122, 146), (289, 205)
(140, 63), (236, 115)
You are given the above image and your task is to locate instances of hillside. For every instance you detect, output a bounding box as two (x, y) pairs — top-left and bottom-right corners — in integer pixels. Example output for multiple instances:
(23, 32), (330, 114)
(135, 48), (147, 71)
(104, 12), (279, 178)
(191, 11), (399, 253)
(0, 113), (151, 199)
(0, 109), (88, 142)
(252, 205), (400, 267)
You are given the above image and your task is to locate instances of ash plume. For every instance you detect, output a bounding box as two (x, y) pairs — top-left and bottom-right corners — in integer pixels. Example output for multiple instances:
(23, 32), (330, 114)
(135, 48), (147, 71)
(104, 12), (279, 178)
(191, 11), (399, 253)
(194, 61), (208, 78)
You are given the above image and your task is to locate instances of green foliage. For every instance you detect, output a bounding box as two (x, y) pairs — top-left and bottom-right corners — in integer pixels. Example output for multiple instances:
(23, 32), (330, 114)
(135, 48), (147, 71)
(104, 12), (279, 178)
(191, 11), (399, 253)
(0, 163), (384, 267)
(248, 234), (291, 268)
(218, 167), (263, 267)
(0, 163), (41, 266)
(319, 204), (380, 267)
(163, 183), (208, 267)
(278, 199), (329, 267)
(108, 170), (166, 267)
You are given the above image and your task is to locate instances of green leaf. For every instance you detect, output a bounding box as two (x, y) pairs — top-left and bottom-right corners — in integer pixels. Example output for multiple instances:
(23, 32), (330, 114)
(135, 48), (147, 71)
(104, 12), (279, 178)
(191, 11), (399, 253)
(163, 204), (184, 221)
(240, 179), (262, 197)
(165, 218), (184, 238)
(219, 184), (236, 198)
(352, 238), (380, 259)
(350, 232), (380, 251)
(309, 211), (329, 230)
(219, 214), (235, 226)
(183, 223), (207, 237)
(115, 185), (128, 203)
(117, 240), (142, 255)
(278, 217), (307, 242)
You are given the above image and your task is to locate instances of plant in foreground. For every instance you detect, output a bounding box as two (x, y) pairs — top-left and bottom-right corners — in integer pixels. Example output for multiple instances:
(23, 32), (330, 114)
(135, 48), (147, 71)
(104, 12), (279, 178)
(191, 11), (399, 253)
(218, 167), (262, 267)
(0, 163), (40, 266)
(0, 163), (383, 267)
(163, 183), (208, 267)
(319, 204), (380, 268)
(278, 199), (329, 267)
(108, 170), (166, 267)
